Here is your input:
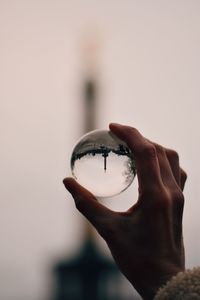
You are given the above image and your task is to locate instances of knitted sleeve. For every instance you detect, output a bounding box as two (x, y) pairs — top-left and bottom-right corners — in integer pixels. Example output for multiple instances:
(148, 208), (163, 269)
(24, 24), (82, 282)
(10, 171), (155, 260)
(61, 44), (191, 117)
(154, 267), (200, 300)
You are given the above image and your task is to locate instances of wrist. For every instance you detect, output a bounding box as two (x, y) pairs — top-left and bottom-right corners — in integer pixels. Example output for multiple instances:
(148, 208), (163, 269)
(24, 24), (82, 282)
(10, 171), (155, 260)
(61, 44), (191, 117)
(129, 264), (184, 300)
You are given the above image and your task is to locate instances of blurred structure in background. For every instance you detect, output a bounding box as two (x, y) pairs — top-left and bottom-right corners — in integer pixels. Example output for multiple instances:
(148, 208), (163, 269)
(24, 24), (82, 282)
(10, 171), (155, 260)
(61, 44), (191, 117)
(52, 236), (122, 300)
(51, 36), (134, 300)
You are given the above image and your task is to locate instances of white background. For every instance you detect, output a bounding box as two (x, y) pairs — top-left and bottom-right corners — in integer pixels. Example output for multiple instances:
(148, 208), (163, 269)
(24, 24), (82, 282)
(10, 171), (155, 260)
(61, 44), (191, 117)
(0, 1), (200, 299)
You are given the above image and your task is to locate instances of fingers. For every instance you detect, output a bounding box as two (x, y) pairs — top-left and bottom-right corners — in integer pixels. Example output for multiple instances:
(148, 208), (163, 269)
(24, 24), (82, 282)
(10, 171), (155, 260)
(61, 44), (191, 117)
(147, 143), (187, 192)
(109, 123), (187, 194)
(109, 123), (163, 192)
(150, 143), (179, 190)
(164, 148), (187, 191)
(63, 177), (116, 232)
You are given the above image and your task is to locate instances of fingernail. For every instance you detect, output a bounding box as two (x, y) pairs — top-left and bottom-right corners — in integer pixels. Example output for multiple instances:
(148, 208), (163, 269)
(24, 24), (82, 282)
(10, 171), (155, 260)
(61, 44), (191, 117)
(109, 123), (124, 130)
(109, 122), (122, 127)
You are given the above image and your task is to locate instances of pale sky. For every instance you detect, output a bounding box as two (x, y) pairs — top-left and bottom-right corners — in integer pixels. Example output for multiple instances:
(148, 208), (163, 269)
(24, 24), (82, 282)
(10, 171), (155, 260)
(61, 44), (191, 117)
(0, 1), (200, 299)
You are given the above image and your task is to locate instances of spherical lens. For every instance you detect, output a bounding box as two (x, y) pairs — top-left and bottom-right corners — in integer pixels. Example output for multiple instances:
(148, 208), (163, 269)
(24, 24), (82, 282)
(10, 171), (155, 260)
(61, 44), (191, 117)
(70, 129), (136, 198)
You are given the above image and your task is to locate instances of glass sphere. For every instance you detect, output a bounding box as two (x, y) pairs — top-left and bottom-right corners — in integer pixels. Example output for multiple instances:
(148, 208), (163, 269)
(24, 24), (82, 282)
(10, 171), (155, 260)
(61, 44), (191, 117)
(70, 129), (136, 198)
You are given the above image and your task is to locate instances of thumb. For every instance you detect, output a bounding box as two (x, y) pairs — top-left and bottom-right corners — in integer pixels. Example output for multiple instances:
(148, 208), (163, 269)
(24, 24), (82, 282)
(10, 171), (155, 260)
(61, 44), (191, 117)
(63, 177), (115, 229)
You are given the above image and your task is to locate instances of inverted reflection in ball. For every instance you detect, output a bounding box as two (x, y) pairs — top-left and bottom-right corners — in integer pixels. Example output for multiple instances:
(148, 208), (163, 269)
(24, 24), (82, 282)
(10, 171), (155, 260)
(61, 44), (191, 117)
(71, 129), (136, 198)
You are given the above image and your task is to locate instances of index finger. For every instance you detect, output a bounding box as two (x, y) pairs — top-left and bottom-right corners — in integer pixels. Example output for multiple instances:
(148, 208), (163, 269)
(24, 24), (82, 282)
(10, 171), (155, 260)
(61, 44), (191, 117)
(109, 123), (163, 192)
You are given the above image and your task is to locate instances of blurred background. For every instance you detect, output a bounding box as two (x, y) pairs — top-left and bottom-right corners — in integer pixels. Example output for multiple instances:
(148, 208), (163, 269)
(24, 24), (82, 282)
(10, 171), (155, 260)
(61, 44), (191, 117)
(0, 0), (200, 299)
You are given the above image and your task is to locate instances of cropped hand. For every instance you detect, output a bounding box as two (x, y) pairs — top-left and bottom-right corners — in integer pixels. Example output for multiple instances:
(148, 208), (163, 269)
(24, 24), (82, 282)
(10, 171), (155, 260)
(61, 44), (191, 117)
(63, 123), (187, 300)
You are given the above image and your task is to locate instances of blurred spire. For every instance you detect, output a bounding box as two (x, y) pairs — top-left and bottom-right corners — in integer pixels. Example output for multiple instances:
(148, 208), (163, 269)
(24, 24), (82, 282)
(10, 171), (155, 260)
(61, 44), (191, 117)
(51, 30), (126, 300)
(81, 30), (100, 238)
(80, 28), (102, 78)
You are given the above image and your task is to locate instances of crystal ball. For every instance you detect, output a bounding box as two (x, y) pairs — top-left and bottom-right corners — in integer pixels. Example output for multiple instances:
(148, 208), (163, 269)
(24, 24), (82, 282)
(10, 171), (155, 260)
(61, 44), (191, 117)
(70, 129), (136, 198)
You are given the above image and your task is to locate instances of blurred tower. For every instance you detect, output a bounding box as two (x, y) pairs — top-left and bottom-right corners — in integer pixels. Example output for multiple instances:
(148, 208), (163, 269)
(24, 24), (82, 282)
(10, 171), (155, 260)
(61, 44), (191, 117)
(51, 33), (135, 300)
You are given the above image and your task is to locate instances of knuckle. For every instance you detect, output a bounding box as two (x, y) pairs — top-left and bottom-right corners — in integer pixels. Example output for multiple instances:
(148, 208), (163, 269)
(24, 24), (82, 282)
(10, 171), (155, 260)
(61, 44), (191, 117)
(172, 189), (185, 207)
(126, 126), (137, 134)
(125, 127), (139, 140)
(181, 169), (187, 181)
(139, 184), (167, 208)
(74, 196), (81, 209)
(140, 184), (185, 211)
(74, 197), (84, 212)
(141, 183), (162, 196)
(74, 194), (92, 214)
(139, 144), (157, 159)
(166, 149), (179, 162)
(154, 143), (164, 154)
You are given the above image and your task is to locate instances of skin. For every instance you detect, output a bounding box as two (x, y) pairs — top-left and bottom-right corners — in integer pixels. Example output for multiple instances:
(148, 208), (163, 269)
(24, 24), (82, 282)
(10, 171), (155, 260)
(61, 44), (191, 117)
(63, 123), (187, 300)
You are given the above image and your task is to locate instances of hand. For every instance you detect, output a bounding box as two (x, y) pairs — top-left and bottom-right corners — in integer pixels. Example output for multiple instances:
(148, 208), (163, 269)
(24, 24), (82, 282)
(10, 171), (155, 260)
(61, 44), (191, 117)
(63, 123), (187, 300)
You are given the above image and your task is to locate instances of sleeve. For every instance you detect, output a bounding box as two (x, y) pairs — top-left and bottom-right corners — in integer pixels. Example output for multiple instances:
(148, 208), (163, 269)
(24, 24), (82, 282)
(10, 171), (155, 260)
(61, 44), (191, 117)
(154, 267), (200, 300)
